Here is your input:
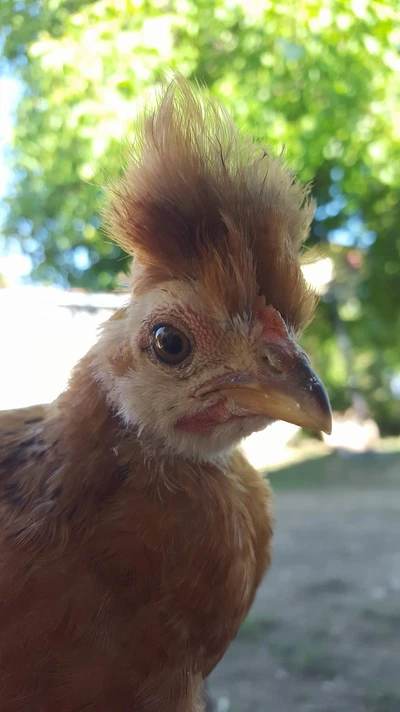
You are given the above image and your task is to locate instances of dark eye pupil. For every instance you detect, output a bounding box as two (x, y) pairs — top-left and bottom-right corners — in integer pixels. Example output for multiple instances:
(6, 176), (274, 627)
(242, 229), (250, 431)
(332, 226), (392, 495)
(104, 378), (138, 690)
(157, 330), (183, 355)
(153, 325), (191, 365)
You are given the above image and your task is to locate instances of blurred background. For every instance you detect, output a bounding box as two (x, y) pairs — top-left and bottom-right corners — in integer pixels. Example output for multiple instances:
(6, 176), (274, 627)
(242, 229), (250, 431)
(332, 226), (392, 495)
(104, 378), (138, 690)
(0, 1), (399, 710)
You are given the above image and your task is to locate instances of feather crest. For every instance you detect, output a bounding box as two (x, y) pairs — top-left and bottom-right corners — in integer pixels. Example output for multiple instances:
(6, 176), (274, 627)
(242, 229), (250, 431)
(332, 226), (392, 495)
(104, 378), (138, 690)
(105, 74), (317, 331)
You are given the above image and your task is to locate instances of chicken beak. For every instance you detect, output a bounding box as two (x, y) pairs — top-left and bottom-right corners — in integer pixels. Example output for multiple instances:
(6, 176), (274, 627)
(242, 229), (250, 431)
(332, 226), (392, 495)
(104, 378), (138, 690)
(214, 348), (332, 435)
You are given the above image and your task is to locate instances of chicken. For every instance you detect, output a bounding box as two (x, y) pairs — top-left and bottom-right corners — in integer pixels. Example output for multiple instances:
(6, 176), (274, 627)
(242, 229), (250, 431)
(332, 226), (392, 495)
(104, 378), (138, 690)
(0, 76), (331, 712)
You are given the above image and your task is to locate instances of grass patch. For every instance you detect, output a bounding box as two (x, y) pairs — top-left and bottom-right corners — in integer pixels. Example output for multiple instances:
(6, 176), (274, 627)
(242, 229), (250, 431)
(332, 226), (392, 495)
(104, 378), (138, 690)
(361, 607), (400, 629)
(266, 450), (400, 491)
(269, 640), (341, 680)
(364, 688), (400, 712)
(359, 607), (400, 641)
(237, 615), (281, 642)
(302, 577), (350, 596)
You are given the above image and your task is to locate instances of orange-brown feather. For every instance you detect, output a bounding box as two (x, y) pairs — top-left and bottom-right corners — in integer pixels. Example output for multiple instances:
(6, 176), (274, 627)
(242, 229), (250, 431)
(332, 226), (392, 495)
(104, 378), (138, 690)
(105, 74), (317, 331)
(0, 357), (272, 711)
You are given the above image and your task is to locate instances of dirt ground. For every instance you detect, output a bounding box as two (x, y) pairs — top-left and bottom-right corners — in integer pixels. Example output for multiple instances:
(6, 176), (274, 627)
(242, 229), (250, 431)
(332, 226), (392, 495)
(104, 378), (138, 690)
(208, 451), (400, 712)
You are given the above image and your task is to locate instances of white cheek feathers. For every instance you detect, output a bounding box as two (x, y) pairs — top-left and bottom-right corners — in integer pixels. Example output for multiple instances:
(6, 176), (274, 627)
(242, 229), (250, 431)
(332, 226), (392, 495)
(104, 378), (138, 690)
(92, 282), (270, 463)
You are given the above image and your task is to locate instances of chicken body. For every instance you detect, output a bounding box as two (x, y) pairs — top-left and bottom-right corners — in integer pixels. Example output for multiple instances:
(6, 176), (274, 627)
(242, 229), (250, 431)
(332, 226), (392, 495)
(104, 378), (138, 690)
(0, 76), (331, 710)
(0, 360), (271, 711)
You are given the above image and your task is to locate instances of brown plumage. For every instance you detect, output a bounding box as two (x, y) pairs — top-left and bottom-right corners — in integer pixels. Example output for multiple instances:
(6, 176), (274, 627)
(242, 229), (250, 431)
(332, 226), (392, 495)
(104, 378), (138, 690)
(105, 76), (317, 332)
(0, 76), (331, 711)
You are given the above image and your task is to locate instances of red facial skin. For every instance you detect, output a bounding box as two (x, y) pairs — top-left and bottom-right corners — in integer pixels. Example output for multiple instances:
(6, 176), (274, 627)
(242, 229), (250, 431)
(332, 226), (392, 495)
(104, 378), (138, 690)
(175, 305), (289, 434)
(176, 401), (237, 433)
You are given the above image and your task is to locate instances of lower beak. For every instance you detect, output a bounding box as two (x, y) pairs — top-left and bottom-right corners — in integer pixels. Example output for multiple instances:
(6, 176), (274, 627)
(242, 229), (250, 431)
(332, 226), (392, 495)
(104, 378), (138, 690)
(211, 352), (332, 435)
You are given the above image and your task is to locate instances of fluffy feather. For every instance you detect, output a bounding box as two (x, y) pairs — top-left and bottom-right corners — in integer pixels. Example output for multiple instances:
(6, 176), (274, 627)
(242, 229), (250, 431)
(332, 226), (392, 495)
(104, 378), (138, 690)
(105, 75), (317, 332)
(0, 362), (272, 711)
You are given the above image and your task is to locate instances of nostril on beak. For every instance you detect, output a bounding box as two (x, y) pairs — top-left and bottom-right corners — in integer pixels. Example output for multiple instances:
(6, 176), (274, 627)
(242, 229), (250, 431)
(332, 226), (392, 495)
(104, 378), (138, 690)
(261, 345), (293, 375)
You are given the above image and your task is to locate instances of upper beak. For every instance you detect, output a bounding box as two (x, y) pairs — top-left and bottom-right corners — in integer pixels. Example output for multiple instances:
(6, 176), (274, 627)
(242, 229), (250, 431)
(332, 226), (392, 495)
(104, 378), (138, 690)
(205, 344), (332, 435)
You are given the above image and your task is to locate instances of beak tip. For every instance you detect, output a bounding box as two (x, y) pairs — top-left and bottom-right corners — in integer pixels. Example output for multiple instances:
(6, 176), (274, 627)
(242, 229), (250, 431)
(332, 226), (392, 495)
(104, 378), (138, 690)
(316, 386), (333, 436)
(209, 360), (333, 436)
(313, 394), (333, 436)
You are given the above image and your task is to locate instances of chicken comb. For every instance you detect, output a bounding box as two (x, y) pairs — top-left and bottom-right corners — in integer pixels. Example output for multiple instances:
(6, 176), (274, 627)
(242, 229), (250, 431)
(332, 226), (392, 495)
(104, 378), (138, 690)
(104, 73), (318, 332)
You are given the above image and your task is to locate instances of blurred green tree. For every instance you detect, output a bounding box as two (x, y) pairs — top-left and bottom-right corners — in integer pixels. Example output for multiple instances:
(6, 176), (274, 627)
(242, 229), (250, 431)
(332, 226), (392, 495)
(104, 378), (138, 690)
(1, 0), (399, 431)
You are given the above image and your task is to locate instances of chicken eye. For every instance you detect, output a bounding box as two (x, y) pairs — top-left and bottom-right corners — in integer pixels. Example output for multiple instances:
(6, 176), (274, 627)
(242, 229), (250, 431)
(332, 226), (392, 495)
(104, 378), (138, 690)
(152, 325), (192, 365)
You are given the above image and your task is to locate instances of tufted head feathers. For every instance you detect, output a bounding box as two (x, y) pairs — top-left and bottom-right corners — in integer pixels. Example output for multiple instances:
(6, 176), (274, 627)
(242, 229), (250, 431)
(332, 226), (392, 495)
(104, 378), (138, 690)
(105, 75), (317, 334)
